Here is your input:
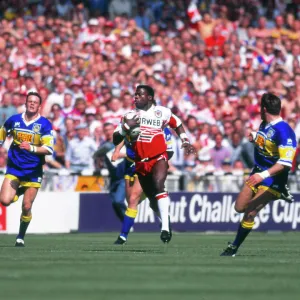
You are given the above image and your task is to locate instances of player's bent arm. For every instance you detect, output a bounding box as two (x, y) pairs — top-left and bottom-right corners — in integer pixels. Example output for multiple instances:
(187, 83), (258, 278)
(113, 131), (125, 146)
(0, 127), (7, 145)
(112, 140), (126, 161)
(174, 124), (188, 141)
(19, 142), (53, 155)
(259, 132), (297, 179)
(258, 163), (289, 180)
(174, 124), (196, 155)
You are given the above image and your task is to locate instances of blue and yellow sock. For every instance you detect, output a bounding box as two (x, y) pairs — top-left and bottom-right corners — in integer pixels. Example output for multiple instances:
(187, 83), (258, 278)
(120, 208), (137, 239)
(232, 220), (254, 248)
(17, 214), (32, 240)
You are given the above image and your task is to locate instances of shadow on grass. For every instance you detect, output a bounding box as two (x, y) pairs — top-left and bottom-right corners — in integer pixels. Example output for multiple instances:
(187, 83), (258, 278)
(84, 248), (164, 254)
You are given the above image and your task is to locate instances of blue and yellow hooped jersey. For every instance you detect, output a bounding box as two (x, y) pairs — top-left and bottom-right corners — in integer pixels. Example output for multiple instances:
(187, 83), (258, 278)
(254, 118), (296, 169)
(0, 113), (54, 170)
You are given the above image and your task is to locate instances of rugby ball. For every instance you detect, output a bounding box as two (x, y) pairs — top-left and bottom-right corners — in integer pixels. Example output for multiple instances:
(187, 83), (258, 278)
(124, 111), (140, 122)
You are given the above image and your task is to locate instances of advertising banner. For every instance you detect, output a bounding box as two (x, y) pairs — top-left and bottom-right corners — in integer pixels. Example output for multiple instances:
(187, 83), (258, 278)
(78, 193), (300, 232)
(0, 204), (6, 231)
(2, 192), (80, 234)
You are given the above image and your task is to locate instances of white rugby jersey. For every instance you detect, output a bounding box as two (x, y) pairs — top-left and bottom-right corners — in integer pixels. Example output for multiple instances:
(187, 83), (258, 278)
(131, 105), (182, 160)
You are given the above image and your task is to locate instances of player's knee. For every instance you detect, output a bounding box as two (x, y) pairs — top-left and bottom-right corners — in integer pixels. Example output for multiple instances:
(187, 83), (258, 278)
(234, 203), (245, 213)
(0, 199), (11, 206)
(0, 195), (12, 206)
(153, 179), (164, 193)
(22, 202), (32, 213)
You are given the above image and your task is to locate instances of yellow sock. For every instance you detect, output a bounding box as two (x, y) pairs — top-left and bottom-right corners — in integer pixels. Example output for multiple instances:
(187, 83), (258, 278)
(241, 220), (255, 229)
(21, 214), (32, 222)
(125, 208), (138, 218)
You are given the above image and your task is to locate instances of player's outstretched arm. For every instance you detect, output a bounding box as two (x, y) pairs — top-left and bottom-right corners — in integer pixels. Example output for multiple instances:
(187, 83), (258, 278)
(174, 124), (196, 155)
(111, 140), (126, 162)
(19, 142), (52, 155)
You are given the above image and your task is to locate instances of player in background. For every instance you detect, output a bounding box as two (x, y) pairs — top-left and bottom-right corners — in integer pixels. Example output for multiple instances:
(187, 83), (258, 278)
(113, 85), (195, 243)
(112, 127), (174, 245)
(0, 91), (54, 247)
(221, 93), (296, 256)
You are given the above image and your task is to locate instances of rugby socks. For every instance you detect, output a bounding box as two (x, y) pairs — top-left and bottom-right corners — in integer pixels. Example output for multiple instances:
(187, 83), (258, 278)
(17, 214), (32, 240)
(232, 220), (254, 248)
(149, 201), (162, 222)
(120, 208), (137, 239)
(156, 192), (170, 232)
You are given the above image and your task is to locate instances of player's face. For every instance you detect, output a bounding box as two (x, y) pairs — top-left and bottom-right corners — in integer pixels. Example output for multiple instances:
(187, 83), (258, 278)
(134, 88), (150, 109)
(25, 95), (41, 114)
(261, 105), (266, 121)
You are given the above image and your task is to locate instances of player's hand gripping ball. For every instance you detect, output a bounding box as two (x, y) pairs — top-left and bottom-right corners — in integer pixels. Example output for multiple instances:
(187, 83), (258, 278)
(122, 112), (140, 130)
(122, 112), (141, 141)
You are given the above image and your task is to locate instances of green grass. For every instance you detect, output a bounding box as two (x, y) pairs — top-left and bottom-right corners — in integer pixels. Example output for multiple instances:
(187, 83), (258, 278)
(1, 233), (300, 300)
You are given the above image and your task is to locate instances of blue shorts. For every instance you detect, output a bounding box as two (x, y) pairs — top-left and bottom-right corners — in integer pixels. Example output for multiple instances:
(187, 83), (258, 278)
(5, 165), (43, 188)
(124, 157), (137, 182)
(250, 166), (288, 197)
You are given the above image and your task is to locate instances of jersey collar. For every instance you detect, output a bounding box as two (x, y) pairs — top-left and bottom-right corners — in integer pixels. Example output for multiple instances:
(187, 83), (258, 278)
(135, 104), (155, 112)
(22, 112), (41, 126)
(269, 117), (282, 126)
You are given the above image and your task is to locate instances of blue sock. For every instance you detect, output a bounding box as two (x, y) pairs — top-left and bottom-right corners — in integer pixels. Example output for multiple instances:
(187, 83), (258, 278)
(233, 220), (254, 248)
(120, 208), (137, 239)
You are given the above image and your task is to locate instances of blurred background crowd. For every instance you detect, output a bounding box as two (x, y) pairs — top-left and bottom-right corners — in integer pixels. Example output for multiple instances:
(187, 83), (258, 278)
(0, 0), (300, 178)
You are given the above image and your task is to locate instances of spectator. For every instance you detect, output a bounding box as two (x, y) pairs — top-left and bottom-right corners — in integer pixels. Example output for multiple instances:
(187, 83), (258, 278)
(62, 93), (74, 117)
(134, 3), (153, 32)
(210, 133), (232, 169)
(230, 131), (243, 166)
(55, 0), (73, 19)
(50, 104), (65, 132)
(45, 80), (69, 115)
(65, 123), (98, 172)
(109, 0), (132, 19)
(0, 92), (17, 126)
(205, 25), (226, 57)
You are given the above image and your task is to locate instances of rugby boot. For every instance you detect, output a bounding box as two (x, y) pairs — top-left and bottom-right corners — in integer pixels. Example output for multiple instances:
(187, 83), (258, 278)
(159, 216), (173, 239)
(114, 236), (127, 245)
(15, 238), (25, 247)
(160, 230), (172, 244)
(220, 242), (238, 257)
(281, 185), (294, 203)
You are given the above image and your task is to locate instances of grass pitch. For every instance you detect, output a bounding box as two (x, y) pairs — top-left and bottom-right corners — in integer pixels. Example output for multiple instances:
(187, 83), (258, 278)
(1, 232), (300, 300)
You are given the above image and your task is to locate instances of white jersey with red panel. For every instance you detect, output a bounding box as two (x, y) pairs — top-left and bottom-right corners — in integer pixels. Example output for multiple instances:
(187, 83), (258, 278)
(133, 105), (181, 160)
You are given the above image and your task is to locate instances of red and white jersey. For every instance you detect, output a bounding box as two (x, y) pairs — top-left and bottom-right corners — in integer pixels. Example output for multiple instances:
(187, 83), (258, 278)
(132, 105), (182, 160)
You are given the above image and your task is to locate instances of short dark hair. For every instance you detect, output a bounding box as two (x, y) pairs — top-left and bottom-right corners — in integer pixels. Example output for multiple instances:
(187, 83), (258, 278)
(103, 122), (114, 128)
(26, 91), (42, 104)
(136, 84), (155, 98)
(261, 93), (281, 115)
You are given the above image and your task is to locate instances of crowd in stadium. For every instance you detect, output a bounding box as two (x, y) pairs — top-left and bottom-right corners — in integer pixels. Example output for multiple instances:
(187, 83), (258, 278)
(0, 0), (299, 176)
